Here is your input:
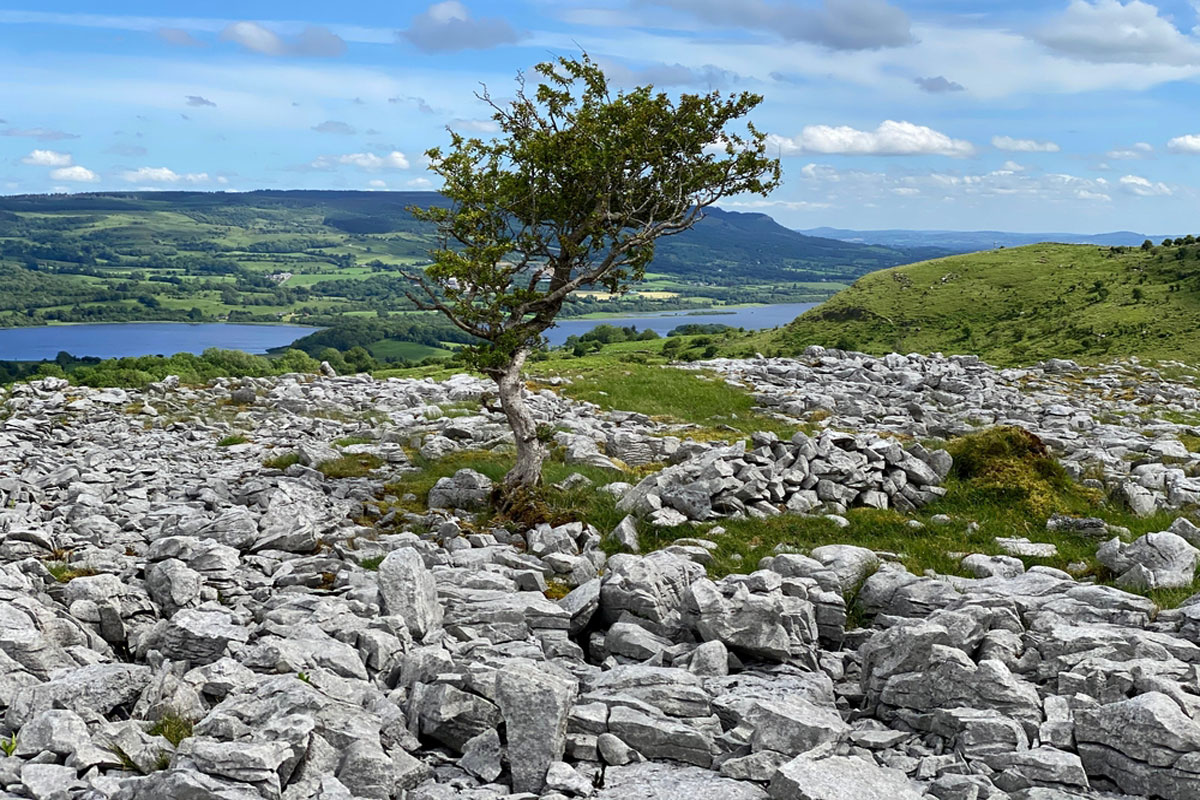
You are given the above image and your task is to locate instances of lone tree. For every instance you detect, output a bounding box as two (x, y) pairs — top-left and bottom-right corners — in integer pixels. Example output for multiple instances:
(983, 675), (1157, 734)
(404, 55), (780, 493)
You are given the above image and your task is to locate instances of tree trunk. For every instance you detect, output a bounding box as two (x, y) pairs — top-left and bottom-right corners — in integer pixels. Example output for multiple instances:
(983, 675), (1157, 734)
(493, 348), (545, 489)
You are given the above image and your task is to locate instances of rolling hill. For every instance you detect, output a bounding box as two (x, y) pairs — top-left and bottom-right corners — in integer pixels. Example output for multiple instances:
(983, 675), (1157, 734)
(0, 190), (941, 330)
(769, 241), (1200, 366)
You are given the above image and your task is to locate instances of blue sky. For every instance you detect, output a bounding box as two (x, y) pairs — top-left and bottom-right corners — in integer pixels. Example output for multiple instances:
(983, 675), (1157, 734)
(2, 0), (1200, 232)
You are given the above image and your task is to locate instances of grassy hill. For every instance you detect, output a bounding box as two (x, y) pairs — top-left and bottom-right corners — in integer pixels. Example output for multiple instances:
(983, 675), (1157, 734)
(0, 191), (936, 332)
(770, 242), (1200, 366)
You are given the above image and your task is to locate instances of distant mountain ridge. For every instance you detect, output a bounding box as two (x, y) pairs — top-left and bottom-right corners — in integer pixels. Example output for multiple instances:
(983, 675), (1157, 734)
(799, 227), (1181, 253)
(0, 191), (939, 284)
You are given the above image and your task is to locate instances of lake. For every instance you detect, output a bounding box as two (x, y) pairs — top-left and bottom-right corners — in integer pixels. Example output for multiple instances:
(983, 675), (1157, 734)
(0, 323), (319, 362)
(544, 302), (817, 346)
(0, 303), (819, 361)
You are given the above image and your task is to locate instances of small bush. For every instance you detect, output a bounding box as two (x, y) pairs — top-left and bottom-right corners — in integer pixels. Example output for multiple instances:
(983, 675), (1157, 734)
(359, 555), (385, 571)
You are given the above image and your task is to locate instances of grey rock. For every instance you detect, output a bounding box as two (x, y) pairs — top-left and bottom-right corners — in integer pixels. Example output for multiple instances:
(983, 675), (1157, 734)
(746, 696), (849, 756)
(769, 754), (924, 800)
(1076, 691), (1200, 798)
(378, 548), (443, 639)
(596, 761), (766, 800)
(496, 660), (578, 794)
(1097, 531), (1199, 590)
(7, 663), (152, 728)
(460, 728), (503, 782)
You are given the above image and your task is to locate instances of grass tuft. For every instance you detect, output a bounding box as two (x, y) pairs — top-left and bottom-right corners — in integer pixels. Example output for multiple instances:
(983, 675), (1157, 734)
(216, 434), (249, 447)
(263, 452), (301, 470)
(45, 562), (98, 583)
(148, 714), (193, 748)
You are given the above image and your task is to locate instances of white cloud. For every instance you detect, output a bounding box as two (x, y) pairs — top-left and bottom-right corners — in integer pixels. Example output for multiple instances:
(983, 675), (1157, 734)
(406, 177), (434, 188)
(770, 120), (975, 157)
(50, 165), (98, 182)
(789, 160), (1123, 209)
(447, 117), (499, 134)
(312, 151), (410, 171)
(219, 21), (345, 57)
(1107, 142), (1154, 159)
(21, 149), (72, 166)
(1002, 160), (1026, 172)
(121, 166), (209, 183)
(992, 135), (1060, 153)
(1033, 0), (1200, 66)
(724, 198), (834, 211)
(1119, 174), (1172, 196)
(367, 179), (387, 188)
(1167, 134), (1200, 153)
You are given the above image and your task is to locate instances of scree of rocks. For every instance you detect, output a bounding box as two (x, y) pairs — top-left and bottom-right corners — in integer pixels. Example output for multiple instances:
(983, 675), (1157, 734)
(1, 355), (1200, 800)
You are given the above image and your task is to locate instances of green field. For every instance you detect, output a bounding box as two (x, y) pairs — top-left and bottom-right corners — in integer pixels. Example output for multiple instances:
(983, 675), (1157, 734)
(768, 241), (1200, 366)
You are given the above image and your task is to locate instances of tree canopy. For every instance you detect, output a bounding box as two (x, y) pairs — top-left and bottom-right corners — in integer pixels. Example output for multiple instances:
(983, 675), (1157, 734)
(404, 54), (780, 489)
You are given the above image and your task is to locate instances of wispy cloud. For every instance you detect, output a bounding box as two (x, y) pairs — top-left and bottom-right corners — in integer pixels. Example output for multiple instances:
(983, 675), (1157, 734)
(914, 76), (965, 93)
(2, 127), (79, 141)
(645, 0), (914, 51)
(220, 21), (346, 57)
(400, 1), (523, 52)
(312, 120), (356, 135)
(122, 166), (210, 183)
(992, 136), (1060, 153)
(185, 95), (217, 107)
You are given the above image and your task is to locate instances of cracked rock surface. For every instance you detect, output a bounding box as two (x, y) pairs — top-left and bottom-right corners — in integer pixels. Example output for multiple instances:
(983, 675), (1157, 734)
(0, 358), (1199, 799)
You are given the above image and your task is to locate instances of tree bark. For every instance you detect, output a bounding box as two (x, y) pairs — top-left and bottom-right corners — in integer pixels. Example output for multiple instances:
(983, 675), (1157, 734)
(493, 348), (545, 489)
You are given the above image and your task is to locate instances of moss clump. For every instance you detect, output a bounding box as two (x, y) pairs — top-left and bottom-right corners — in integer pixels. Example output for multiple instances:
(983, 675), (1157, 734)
(318, 454), (385, 479)
(947, 426), (1076, 516)
(543, 579), (572, 600)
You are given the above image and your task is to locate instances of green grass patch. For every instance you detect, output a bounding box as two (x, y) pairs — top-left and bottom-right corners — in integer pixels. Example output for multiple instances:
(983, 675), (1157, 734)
(359, 555), (386, 571)
(263, 452), (301, 470)
(318, 453), (386, 479)
(336, 436), (374, 447)
(216, 434), (249, 447)
(45, 562), (98, 583)
(528, 356), (797, 439)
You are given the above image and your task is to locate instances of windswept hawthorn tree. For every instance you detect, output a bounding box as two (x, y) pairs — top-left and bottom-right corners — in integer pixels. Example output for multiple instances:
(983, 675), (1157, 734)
(404, 55), (780, 495)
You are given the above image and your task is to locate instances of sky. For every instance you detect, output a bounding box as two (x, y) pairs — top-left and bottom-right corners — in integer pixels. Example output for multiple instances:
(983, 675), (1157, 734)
(2, 0), (1200, 233)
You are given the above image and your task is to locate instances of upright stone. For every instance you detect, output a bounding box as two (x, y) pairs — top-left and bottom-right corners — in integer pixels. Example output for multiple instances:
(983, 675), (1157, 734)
(377, 548), (443, 639)
(495, 661), (578, 794)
